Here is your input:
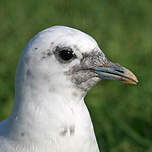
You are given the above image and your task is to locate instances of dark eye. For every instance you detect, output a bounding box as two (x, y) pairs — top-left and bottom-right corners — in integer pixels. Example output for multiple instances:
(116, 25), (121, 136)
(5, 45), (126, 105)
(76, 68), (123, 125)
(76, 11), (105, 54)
(59, 49), (74, 60)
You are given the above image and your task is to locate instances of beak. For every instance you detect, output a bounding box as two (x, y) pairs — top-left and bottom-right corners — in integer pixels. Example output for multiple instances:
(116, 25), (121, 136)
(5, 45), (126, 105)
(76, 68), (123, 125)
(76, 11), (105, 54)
(90, 62), (138, 85)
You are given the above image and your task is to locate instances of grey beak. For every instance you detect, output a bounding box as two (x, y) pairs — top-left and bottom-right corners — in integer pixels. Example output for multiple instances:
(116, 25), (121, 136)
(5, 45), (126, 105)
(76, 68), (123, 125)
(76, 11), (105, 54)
(91, 62), (138, 85)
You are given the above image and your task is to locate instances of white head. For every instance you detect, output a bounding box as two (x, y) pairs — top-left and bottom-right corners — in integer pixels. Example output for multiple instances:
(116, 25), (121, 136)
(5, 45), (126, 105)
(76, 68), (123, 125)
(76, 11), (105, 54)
(15, 26), (138, 104)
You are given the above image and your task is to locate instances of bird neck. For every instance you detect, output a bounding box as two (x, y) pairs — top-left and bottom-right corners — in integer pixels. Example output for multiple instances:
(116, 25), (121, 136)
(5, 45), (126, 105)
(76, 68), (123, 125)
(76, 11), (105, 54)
(4, 79), (90, 142)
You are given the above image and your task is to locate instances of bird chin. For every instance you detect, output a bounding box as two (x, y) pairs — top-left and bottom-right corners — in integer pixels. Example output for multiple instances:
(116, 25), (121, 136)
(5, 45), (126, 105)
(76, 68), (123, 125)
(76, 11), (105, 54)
(65, 67), (100, 93)
(72, 72), (100, 93)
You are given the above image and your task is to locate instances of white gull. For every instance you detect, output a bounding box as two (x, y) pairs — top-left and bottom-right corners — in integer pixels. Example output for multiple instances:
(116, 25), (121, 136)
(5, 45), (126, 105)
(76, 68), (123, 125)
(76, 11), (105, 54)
(0, 26), (138, 152)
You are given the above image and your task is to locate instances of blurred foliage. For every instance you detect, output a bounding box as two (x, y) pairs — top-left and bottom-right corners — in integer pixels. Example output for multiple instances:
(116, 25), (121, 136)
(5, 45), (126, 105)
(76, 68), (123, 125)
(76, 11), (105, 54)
(0, 0), (152, 151)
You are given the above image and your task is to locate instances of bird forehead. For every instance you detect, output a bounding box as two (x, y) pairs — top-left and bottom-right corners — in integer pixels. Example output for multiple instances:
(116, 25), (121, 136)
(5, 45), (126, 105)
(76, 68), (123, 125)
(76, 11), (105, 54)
(38, 26), (98, 53)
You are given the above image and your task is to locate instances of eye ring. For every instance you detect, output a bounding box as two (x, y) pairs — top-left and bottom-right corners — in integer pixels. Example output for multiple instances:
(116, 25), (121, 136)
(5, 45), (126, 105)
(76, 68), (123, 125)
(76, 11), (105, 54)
(59, 49), (74, 61)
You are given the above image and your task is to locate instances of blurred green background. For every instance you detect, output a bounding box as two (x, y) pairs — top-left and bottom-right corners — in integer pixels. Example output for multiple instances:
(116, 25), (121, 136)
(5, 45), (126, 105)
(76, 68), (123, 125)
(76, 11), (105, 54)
(0, 0), (152, 151)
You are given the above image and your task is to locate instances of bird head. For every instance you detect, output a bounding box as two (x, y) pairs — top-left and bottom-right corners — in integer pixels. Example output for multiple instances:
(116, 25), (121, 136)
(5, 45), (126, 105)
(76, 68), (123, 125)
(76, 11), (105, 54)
(16, 26), (138, 100)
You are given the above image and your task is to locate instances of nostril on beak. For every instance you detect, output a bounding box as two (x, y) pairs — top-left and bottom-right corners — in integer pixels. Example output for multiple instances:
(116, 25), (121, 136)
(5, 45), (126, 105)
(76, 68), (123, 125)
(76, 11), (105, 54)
(115, 69), (124, 74)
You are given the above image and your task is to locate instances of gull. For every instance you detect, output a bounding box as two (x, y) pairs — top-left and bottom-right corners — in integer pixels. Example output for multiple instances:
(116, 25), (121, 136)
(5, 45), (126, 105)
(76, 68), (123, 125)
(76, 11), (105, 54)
(0, 26), (138, 152)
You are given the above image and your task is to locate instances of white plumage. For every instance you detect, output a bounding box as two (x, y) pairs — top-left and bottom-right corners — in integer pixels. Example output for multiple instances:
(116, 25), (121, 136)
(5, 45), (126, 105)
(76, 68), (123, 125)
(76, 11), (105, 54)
(0, 26), (138, 152)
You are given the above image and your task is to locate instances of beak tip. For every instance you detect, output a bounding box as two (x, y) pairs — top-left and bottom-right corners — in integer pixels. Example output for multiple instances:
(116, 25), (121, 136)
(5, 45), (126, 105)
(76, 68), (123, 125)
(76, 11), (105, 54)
(122, 69), (139, 85)
(134, 77), (139, 84)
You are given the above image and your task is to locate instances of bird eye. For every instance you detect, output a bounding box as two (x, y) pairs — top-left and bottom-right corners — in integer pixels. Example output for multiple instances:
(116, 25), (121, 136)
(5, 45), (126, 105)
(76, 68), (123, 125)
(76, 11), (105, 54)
(59, 49), (74, 61)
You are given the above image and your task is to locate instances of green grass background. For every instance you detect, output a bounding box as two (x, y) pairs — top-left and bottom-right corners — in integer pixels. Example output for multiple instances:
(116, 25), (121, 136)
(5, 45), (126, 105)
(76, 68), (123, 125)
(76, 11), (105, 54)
(0, 0), (152, 151)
